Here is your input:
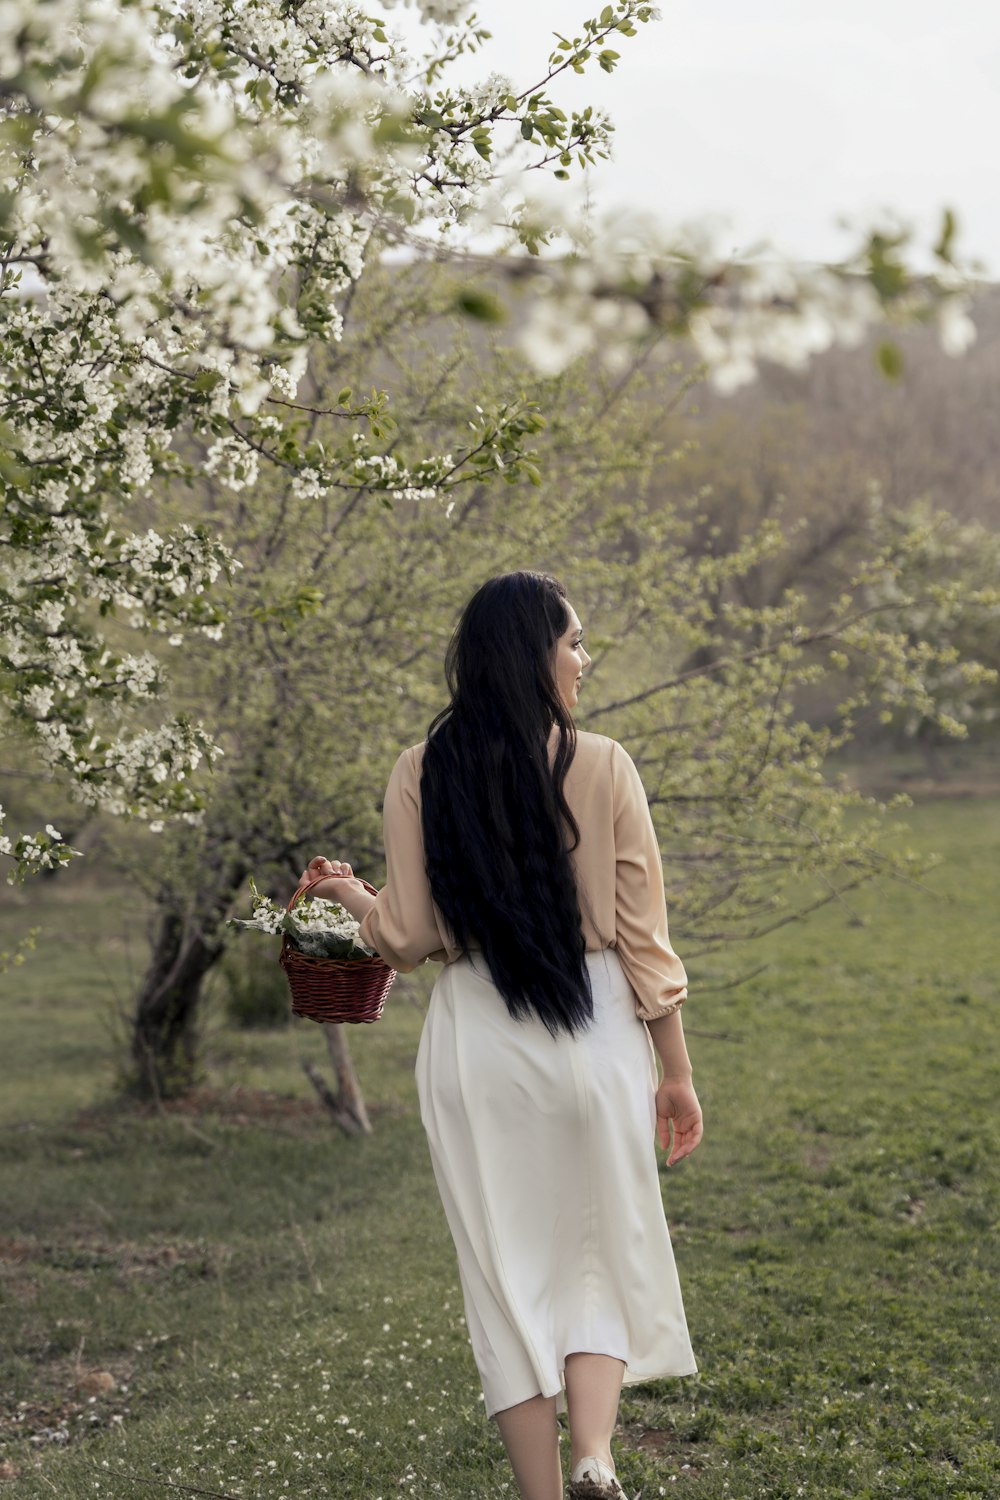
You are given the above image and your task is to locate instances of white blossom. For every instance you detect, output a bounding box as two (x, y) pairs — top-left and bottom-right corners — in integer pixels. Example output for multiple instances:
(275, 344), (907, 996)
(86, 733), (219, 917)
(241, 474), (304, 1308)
(23, 684), (55, 719)
(937, 295), (976, 357)
(204, 437), (260, 493)
(34, 600), (66, 634)
(228, 882), (376, 957)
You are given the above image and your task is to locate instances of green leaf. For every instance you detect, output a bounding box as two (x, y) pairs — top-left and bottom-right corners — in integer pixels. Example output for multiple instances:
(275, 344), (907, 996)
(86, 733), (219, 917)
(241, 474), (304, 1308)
(338, 388), (352, 406)
(933, 207), (957, 264)
(520, 118), (534, 140)
(876, 341), (904, 380)
(472, 133), (492, 161)
(455, 289), (508, 324)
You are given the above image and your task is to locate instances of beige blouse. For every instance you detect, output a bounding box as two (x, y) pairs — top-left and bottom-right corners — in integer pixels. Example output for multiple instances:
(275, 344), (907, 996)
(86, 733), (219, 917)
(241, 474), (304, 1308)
(358, 729), (688, 1022)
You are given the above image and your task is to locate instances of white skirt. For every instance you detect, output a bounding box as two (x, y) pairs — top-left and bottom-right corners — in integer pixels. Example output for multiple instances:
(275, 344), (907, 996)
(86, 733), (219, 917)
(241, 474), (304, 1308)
(415, 948), (697, 1418)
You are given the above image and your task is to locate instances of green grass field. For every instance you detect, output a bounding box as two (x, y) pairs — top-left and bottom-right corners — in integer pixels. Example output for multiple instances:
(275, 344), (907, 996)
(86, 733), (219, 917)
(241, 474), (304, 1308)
(1, 796), (997, 1499)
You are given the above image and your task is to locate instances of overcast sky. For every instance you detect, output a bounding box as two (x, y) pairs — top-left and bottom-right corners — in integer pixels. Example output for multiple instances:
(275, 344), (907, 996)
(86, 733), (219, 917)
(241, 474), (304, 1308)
(405, 0), (1000, 274)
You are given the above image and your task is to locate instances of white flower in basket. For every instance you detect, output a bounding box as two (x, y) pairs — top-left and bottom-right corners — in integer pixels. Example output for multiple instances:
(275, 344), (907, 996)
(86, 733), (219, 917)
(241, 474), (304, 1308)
(228, 877), (376, 960)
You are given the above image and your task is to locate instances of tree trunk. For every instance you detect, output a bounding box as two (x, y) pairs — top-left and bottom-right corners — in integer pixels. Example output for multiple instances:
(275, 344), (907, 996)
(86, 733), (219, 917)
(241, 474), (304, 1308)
(302, 1023), (373, 1136)
(130, 905), (228, 1098)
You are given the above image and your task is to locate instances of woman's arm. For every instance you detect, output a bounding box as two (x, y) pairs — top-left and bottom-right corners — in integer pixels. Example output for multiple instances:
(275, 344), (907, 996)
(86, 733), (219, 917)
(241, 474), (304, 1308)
(610, 742), (689, 1021)
(607, 739), (703, 1163)
(295, 750), (448, 971)
(645, 1007), (692, 1080)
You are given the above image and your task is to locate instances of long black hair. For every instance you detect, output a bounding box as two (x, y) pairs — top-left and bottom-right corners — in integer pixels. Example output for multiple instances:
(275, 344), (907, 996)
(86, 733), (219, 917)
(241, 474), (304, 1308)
(420, 571), (593, 1037)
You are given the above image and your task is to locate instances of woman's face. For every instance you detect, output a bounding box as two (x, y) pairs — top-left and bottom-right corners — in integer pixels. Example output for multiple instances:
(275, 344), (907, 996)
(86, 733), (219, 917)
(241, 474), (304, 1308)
(553, 602), (592, 711)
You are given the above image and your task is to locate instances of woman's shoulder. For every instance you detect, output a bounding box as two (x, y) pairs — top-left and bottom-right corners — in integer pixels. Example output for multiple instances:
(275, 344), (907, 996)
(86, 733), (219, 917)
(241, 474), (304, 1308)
(380, 744), (427, 814)
(575, 730), (618, 751)
(388, 741), (431, 787)
(564, 732), (627, 801)
(396, 741), (427, 773)
(572, 733), (644, 804)
(574, 730), (626, 764)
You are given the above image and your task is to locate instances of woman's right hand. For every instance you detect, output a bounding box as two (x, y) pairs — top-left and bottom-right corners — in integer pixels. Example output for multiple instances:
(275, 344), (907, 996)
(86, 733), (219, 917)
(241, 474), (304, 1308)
(298, 855), (351, 882)
(655, 1077), (703, 1166)
(295, 856), (362, 899)
(295, 856), (377, 926)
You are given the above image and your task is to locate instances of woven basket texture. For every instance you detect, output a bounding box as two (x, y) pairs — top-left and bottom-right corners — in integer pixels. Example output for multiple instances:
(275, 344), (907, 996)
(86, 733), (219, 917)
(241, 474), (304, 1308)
(279, 875), (394, 1025)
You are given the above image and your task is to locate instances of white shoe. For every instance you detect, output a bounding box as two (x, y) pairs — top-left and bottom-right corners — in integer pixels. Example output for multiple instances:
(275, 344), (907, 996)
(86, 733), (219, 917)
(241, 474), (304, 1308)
(568, 1455), (628, 1499)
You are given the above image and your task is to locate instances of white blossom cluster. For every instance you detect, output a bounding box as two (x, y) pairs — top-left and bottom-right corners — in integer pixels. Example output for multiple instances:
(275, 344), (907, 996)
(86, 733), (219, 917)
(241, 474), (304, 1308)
(0, 492), (232, 836)
(351, 448), (455, 502)
(386, 0), (473, 24)
(1, 0), (425, 882)
(289, 895), (367, 945)
(0, 809), (77, 885)
(515, 212), (977, 389)
(228, 882), (375, 958)
(1, 258), (238, 860)
(465, 73), (515, 117)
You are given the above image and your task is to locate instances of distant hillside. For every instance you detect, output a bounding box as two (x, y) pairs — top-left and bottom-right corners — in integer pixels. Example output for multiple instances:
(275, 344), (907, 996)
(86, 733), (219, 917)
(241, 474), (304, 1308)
(684, 279), (1000, 527)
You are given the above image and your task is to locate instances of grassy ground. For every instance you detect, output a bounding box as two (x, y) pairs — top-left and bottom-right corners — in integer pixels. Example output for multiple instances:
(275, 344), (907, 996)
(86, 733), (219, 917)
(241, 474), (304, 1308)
(0, 796), (997, 1499)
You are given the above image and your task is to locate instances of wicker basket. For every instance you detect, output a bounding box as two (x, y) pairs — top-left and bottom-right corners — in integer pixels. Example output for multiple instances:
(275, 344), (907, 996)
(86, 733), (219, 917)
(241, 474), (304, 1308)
(279, 875), (395, 1025)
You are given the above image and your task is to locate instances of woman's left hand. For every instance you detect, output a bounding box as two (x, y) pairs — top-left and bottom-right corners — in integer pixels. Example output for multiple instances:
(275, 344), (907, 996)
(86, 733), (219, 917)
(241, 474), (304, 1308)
(655, 1077), (703, 1166)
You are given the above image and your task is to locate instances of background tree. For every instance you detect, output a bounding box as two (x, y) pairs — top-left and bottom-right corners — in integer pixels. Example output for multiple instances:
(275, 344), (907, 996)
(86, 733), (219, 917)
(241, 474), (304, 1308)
(641, 307), (1000, 755)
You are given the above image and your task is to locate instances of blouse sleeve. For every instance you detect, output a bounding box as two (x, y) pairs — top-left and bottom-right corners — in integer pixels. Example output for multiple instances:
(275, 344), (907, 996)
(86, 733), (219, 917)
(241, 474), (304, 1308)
(610, 739), (688, 1022)
(357, 747), (449, 972)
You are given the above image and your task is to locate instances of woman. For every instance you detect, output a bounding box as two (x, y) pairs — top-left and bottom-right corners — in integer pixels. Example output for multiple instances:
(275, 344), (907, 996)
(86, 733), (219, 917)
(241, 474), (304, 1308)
(297, 571), (702, 1500)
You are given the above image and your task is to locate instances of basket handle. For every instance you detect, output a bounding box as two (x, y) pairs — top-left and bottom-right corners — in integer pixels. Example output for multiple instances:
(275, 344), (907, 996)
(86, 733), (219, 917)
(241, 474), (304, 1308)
(287, 873), (378, 913)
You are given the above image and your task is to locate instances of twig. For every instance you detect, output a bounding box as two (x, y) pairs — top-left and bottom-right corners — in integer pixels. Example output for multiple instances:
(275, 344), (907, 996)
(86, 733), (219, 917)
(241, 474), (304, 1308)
(585, 596), (932, 720)
(693, 963), (769, 995)
(263, 394), (357, 418)
(301, 1047), (371, 1137)
(84, 1464), (247, 1499)
(289, 1212), (323, 1295)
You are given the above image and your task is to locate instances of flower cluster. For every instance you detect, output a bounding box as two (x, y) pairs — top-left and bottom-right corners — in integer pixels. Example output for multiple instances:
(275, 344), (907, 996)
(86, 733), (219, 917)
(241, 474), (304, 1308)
(0, 809), (78, 886)
(514, 211), (977, 388)
(351, 447), (456, 503)
(228, 879), (376, 959)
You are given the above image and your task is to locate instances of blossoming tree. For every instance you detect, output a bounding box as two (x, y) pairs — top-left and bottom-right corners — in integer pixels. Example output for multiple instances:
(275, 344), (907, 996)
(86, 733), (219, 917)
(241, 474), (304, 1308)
(1, 0), (978, 887)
